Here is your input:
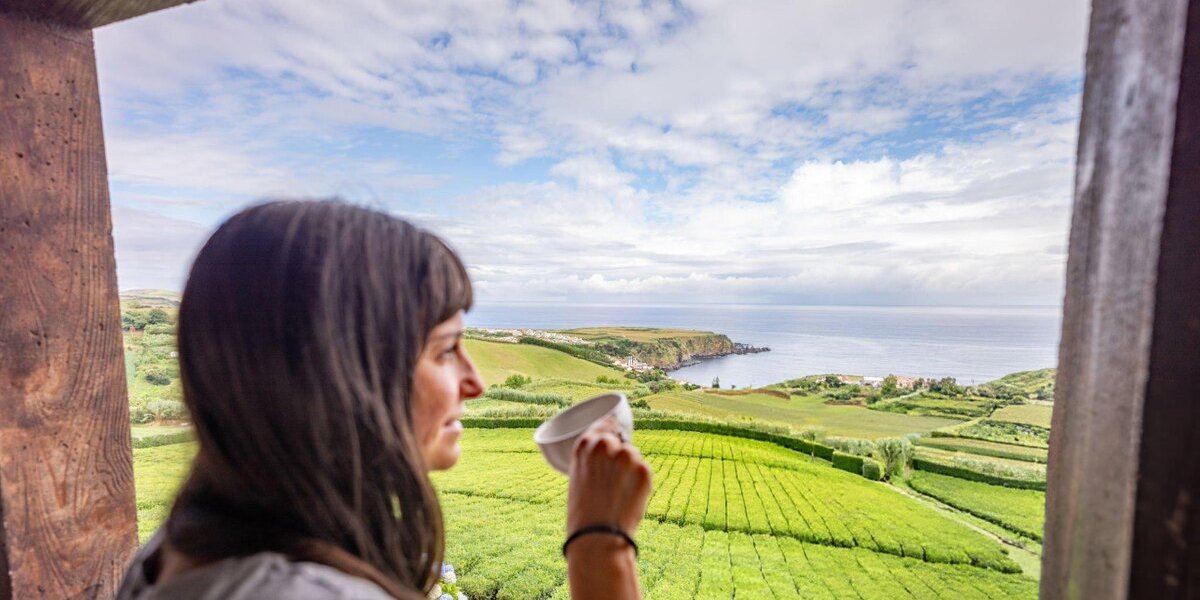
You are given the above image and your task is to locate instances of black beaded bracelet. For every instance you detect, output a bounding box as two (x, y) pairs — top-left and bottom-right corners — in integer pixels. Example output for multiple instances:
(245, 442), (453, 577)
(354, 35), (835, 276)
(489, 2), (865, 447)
(562, 524), (638, 558)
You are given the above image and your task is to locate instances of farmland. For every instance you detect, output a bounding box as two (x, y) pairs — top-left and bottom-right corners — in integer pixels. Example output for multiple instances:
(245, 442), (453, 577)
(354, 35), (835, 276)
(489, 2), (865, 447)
(465, 338), (621, 384)
(642, 389), (963, 439)
(121, 299), (1050, 598)
(908, 471), (1046, 541)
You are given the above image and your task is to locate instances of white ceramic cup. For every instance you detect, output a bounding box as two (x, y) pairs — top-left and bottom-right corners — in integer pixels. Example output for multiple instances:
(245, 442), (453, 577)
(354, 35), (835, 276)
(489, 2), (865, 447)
(533, 392), (634, 474)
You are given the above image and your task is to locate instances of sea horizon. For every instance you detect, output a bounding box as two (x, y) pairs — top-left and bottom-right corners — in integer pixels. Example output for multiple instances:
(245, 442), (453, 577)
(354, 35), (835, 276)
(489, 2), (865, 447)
(465, 302), (1062, 388)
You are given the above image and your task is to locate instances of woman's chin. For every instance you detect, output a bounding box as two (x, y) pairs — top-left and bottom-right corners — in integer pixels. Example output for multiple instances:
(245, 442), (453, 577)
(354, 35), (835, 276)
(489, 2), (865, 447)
(427, 440), (462, 471)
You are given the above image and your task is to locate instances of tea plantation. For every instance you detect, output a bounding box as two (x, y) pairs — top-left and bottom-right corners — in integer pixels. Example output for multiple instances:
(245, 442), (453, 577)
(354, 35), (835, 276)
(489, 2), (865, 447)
(133, 427), (1039, 599)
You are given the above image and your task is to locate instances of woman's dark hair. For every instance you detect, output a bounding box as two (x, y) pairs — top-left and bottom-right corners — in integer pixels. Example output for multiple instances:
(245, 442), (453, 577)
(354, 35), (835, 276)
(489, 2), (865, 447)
(163, 200), (472, 598)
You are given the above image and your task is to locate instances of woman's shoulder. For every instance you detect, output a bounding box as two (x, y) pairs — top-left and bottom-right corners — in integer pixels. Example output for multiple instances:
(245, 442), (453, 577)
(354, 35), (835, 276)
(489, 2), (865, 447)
(117, 530), (395, 600)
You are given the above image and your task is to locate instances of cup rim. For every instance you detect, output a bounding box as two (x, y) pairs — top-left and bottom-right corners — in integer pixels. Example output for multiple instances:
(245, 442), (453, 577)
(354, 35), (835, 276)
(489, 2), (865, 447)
(533, 392), (627, 444)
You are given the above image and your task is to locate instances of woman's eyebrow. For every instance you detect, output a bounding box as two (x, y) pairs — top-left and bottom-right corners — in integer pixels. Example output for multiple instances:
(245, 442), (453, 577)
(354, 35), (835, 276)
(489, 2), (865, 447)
(430, 329), (465, 342)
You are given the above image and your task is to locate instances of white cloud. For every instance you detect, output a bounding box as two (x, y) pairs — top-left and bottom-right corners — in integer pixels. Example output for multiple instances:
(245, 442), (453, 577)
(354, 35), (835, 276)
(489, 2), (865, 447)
(95, 0), (1087, 304)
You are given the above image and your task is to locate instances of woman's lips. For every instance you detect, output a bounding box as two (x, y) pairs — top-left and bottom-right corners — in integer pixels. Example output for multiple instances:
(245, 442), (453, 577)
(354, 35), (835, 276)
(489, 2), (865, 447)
(444, 418), (464, 434)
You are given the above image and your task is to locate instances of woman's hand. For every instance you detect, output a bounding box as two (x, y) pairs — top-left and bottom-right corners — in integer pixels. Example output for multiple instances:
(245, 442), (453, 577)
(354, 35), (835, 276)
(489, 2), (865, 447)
(567, 416), (653, 536)
(564, 416), (652, 600)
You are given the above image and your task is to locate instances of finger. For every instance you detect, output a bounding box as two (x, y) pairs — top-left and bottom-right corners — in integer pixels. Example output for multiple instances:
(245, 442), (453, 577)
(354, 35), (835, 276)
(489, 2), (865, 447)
(585, 415), (621, 437)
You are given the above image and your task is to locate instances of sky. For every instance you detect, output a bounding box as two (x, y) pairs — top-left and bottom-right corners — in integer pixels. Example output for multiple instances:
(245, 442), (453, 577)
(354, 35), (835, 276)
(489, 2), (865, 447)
(97, 0), (1090, 306)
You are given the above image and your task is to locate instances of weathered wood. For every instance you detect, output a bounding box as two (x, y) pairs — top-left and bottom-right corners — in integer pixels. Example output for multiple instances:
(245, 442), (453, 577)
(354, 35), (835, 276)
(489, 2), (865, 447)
(1129, 0), (1200, 596)
(0, 12), (137, 600)
(0, 0), (198, 28)
(1041, 0), (1193, 599)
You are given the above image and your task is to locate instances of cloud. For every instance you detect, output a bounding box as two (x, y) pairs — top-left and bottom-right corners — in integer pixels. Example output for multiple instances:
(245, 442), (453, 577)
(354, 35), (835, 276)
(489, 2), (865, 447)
(95, 0), (1087, 304)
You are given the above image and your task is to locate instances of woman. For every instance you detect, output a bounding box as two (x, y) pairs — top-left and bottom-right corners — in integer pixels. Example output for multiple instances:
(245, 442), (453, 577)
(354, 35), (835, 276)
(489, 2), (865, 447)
(117, 200), (653, 599)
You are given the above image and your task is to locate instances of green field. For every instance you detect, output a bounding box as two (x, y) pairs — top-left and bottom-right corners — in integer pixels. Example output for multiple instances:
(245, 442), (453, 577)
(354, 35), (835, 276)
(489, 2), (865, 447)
(133, 429), (1039, 598)
(870, 393), (997, 419)
(643, 389), (964, 438)
(131, 425), (192, 440)
(562, 327), (718, 342)
(916, 437), (1048, 464)
(133, 442), (194, 542)
(990, 404), (1054, 428)
(908, 472), (1046, 541)
(465, 339), (619, 385)
(523, 377), (650, 400)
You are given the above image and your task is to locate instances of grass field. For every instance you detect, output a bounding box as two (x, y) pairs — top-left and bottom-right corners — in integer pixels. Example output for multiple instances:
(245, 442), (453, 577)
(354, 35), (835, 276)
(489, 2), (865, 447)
(133, 429), (1038, 598)
(908, 471), (1046, 541)
(561, 326), (720, 342)
(133, 442), (194, 542)
(643, 389), (964, 438)
(870, 393), (996, 419)
(990, 404), (1054, 428)
(130, 425), (192, 440)
(915, 447), (1048, 475)
(436, 429), (1035, 598)
(465, 338), (619, 385)
(523, 377), (650, 400)
(916, 437), (1048, 464)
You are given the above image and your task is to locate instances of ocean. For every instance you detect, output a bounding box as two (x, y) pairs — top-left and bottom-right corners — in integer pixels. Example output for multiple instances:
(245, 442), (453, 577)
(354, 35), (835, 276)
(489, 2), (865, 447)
(465, 303), (1062, 388)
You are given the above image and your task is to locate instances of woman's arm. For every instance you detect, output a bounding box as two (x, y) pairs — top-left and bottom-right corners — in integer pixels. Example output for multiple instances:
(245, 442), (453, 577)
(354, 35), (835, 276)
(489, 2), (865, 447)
(565, 417), (653, 600)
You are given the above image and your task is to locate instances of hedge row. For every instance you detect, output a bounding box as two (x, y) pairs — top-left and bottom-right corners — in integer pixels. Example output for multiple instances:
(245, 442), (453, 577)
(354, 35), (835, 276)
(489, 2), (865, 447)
(911, 457), (1046, 491)
(461, 417), (837, 462)
(861, 458), (884, 480)
(483, 387), (571, 407)
(916, 437), (1047, 464)
(132, 430), (195, 449)
(516, 337), (618, 369)
(832, 451), (864, 475)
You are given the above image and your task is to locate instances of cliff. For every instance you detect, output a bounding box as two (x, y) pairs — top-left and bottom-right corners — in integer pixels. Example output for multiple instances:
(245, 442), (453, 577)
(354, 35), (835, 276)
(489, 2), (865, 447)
(559, 327), (766, 370)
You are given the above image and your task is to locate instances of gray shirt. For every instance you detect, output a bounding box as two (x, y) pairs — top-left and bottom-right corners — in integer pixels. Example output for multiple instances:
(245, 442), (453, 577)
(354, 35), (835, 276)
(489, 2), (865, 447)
(116, 530), (394, 600)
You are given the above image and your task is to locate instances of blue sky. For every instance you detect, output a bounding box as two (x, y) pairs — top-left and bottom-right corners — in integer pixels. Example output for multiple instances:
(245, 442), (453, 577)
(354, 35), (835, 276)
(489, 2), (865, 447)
(97, 0), (1089, 306)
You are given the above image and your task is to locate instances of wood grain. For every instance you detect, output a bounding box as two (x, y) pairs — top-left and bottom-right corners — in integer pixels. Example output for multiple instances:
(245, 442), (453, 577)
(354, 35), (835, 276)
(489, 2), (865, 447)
(1129, 0), (1200, 596)
(0, 12), (137, 599)
(0, 0), (198, 28)
(1041, 0), (1192, 599)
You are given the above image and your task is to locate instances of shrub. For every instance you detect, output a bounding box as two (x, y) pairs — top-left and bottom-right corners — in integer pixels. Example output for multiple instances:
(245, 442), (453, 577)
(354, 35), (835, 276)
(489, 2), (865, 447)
(861, 458), (884, 480)
(876, 437), (914, 480)
(832, 451), (864, 475)
(825, 437), (876, 457)
(516, 336), (614, 367)
(595, 375), (621, 384)
(132, 430), (195, 448)
(630, 398), (651, 410)
(503, 373), (532, 388)
(483, 387), (570, 407)
(682, 382), (701, 391)
(646, 379), (677, 393)
(142, 323), (176, 336)
(128, 405), (155, 424)
(911, 457), (1045, 490)
(147, 399), (187, 421)
(140, 364), (172, 386)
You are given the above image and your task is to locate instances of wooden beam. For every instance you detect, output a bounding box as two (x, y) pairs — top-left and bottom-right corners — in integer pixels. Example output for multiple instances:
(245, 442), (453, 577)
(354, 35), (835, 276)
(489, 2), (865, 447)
(0, 0), (198, 28)
(1129, 0), (1200, 595)
(1042, 0), (1194, 598)
(0, 12), (137, 599)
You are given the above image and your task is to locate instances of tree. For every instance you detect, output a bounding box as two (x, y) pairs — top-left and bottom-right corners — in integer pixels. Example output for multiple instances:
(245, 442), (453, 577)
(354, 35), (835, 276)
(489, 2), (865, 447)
(503, 373), (532, 388)
(875, 437), (914, 480)
(147, 308), (171, 325)
(711, 376), (720, 389)
(823, 374), (842, 388)
(881, 375), (899, 397)
(798, 427), (825, 460)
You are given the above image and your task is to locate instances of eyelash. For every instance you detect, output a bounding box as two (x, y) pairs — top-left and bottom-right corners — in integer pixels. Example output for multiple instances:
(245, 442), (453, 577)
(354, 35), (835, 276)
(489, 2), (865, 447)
(442, 343), (460, 357)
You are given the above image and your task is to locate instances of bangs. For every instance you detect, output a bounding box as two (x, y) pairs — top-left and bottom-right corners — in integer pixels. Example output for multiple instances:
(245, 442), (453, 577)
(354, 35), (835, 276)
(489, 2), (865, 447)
(421, 232), (473, 328)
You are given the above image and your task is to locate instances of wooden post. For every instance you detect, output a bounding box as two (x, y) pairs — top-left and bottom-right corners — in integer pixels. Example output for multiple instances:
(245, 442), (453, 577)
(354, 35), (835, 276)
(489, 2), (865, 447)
(0, 12), (137, 599)
(1042, 0), (1198, 598)
(1129, 0), (1200, 596)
